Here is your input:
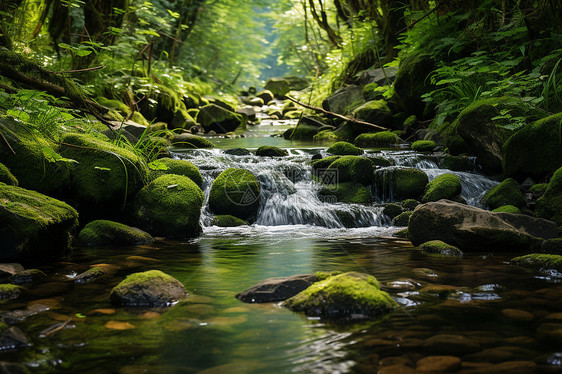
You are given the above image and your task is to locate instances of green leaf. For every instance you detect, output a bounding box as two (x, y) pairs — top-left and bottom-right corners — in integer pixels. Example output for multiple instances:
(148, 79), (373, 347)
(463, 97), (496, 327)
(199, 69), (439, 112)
(75, 313), (86, 318)
(167, 9), (180, 18)
(58, 43), (73, 50)
(7, 109), (30, 122)
(74, 49), (92, 57)
(94, 166), (111, 171)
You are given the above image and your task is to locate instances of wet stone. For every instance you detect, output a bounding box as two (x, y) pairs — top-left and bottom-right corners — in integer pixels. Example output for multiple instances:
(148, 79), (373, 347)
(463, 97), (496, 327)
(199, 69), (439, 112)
(461, 360), (536, 374)
(416, 355), (461, 372)
(0, 327), (28, 351)
(9, 269), (46, 285)
(0, 361), (29, 374)
(502, 308), (534, 322)
(236, 274), (316, 303)
(503, 336), (538, 346)
(0, 264), (24, 279)
(378, 364), (415, 374)
(412, 268), (439, 281)
(386, 278), (420, 290)
(536, 323), (562, 344)
(463, 346), (537, 363)
(423, 334), (480, 355)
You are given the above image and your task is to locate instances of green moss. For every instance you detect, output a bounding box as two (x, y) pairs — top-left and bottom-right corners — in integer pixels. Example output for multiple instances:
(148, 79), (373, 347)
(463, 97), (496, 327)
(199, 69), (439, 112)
(411, 140), (436, 152)
(130, 174), (204, 238)
(383, 203), (403, 218)
(113, 270), (175, 288)
(284, 110), (303, 119)
(503, 112), (562, 180)
(402, 199), (420, 211)
(368, 156), (393, 167)
(422, 173), (462, 203)
(151, 158), (203, 187)
(283, 272), (397, 319)
(314, 271), (343, 281)
(351, 100), (392, 125)
(326, 156), (374, 185)
(76, 220), (153, 246)
(482, 178), (525, 210)
(393, 211), (413, 226)
(419, 240), (463, 257)
(530, 183), (549, 197)
(318, 182), (372, 204)
(375, 168), (429, 200)
(197, 104), (244, 133)
(170, 134), (215, 148)
(443, 155), (471, 171)
(313, 129), (339, 143)
(255, 146), (289, 157)
(536, 167), (562, 225)
(0, 163), (17, 186)
(393, 228), (410, 239)
(209, 168), (260, 220)
(96, 97), (130, 115)
(362, 82), (379, 100)
(355, 131), (400, 148)
(311, 156), (341, 171)
(131, 111), (150, 127)
(212, 215), (248, 227)
(492, 205), (521, 214)
(60, 133), (148, 207)
(0, 284), (22, 300)
(403, 115), (417, 131)
(327, 141), (363, 156)
(394, 52), (435, 116)
(511, 253), (562, 271)
(0, 183), (78, 259)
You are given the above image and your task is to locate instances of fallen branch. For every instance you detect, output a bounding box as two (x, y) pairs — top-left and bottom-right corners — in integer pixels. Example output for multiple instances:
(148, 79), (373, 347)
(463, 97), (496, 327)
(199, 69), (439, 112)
(49, 65), (106, 74)
(286, 96), (390, 131)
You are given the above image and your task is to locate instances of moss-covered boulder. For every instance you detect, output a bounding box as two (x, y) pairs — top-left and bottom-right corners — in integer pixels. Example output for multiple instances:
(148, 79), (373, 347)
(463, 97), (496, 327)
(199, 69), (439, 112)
(411, 140), (437, 152)
(138, 84), (195, 129)
(393, 52), (435, 116)
(326, 156), (374, 186)
(110, 270), (187, 307)
(212, 215), (247, 227)
(0, 184), (78, 259)
(150, 158), (203, 187)
(0, 284), (23, 300)
(351, 100), (393, 127)
(363, 83), (388, 101)
(283, 272), (397, 319)
(383, 203), (403, 219)
(209, 168), (260, 220)
(530, 183), (549, 199)
(374, 168), (429, 200)
(76, 220), (154, 246)
(327, 141), (363, 156)
(130, 174), (204, 238)
(59, 133), (148, 211)
(482, 178), (525, 210)
(402, 199), (420, 211)
(422, 174), (462, 203)
(419, 240), (463, 257)
(503, 112), (562, 180)
(264, 78), (291, 97)
(322, 85), (364, 115)
(170, 133), (215, 148)
(255, 146), (288, 157)
(256, 90), (274, 104)
(197, 104), (244, 133)
(0, 163), (17, 186)
(409, 200), (558, 252)
(355, 131), (400, 147)
(318, 182), (372, 205)
(393, 211), (413, 227)
(313, 130), (339, 143)
(536, 167), (562, 225)
(511, 254), (562, 271)
(443, 155), (472, 172)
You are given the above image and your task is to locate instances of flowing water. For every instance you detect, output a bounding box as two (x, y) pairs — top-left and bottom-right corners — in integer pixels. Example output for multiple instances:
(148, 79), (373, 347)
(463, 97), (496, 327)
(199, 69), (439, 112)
(3, 124), (562, 373)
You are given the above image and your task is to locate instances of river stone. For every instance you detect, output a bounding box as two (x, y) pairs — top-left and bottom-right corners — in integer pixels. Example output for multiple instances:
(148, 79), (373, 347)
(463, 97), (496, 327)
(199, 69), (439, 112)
(170, 133), (215, 148)
(464, 346), (537, 363)
(463, 360), (536, 374)
(224, 148), (251, 156)
(9, 269), (45, 285)
(0, 264), (24, 279)
(419, 240), (463, 257)
(423, 334), (480, 355)
(408, 200), (558, 252)
(0, 184), (78, 259)
(209, 168), (260, 221)
(74, 267), (107, 285)
(322, 85), (364, 115)
(76, 220), (154, 246)
(0, 327), (28, 351)
(416, 355), (461, 372)
(197, 104), (244, 133)
(236, 274), (317, 303)
(378, 364), (415, 374)
(110, 270), (187, 307)
(502, 308), (534, 322)
(0, 362), (29, 374)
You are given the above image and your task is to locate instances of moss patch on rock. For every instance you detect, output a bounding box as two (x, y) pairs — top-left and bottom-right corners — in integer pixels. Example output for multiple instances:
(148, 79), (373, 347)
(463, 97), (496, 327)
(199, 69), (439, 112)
(283, 271), (397, 319)
(130, 174), (204, 238)
(327, 141), (364, 156)
(393, 211), (413, 226)
(443, 155), (472, 172)
(511, 254), (562, 271)
(412, 140), (437, 152)
(0, 163), (17, 186)
(419, 240), (463, 257)
(374, 168), (429, 200)
(536, 167), (562, 225)
(318, 182), (372, 204)
(482, 178), (525, 210)
(212, 215), (248, 227)
(422, 173), (462, 203)
(355, 131), (400, 147)
(383, 203), (403, 219)
(170, 134), (215, 148)
(110, 270), (187, 307)
(255, 146), (288, 157)
(351, 100), (393, 127)
(313, 130), (339, 143)
(326, 156), (374, 186)
(76, 220), (154, 246)
(197, 104), (244, 133)
(209, 168), (260, 220)
(492, 205), (521, 214)
(150, 157), (203, 187)
(0, 284), (22, 300)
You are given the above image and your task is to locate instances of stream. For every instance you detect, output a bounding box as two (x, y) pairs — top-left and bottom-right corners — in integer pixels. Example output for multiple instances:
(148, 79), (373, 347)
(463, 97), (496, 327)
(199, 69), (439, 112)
(3, 118), (562, 373)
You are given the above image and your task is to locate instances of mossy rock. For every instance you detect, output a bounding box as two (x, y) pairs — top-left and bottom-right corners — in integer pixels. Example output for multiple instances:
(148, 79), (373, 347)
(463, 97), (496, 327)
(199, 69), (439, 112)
(443, 155), (472, 172)
(212, 215), (248, 227)
(209, 168), (260, 220)
(131, 111), (150, 127)
(536, 167), (562, 225)
(284, 110), (303, 119)
(383, 203), (403, 219)
(255, 146), (288, 157)
(197, 104), (244, 133)
(110, 270), (187, 307)
(393, 52), (435, 116)
(393, 211), (413, 227)
(97, 97), (130, 116)
(0, 163), (17, 186)
(170, 133), (215, 148)
(393, 228), (410, 239)
(224, 148), (251, 156)
(492, 205), (521, 214)
(256, 90), (274, 104)
(311, 156), (341, 171)
(363, 83), (388, 101)
(283, 272), (397, 319)
(76, 220), (154, 246)
(351, 100), (393, 127)
(248, 97), (265, 106)
(264, 78), (291, 97)
(313, 129), (339, 143)
(59, 133), (148, 209)
(327, 141), (363, 156)
(411, 140), (436, 152)
(530, 183), (549, 198)
(0, 284), (22, 300)
(402, 199), (420, 211)
(503, 112), (562, 180)
(367, 156), (393, 167)
(419, 240), (463, 257)
(138, 83), (193, 128)
(0, 184), (78, 259)
(511, 254), (562, 271)
(286, 122), (320, 140)
(403, 115), (417, 131)
(318, 182), (372, 205)
(130, 174), (204, 238)
(422, 173), (462, 203)
(355, 131), (400, 148)
(374, 168), (429, 200)
(482, 178), (525, 210)
(74, 266), (107, 284)
(150, 158), (203, 187)
(326, 156), (374, 186)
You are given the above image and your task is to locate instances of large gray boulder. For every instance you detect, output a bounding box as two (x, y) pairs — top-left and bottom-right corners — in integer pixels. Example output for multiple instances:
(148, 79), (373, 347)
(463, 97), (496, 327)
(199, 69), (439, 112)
(236, 274), (317, 303)
(322, 85), (364, 115)
(408, 200), (558, 252)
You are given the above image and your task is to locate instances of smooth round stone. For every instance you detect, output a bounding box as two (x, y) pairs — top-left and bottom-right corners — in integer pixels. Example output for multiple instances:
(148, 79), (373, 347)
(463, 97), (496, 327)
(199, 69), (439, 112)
(502, 308), (534, 322)
(419, 284), (466, 295)
(378, 364), (415, 374)
(379, 356), (413, 367)
(465, 360), (536, 374)
(423, 334), (480, 355)
(465, 331), (503, 346)
(416, 355), (461, 372)
(543, 312), (562, 322)
(464, 346), (537, 363)
(412, 268), (439, 281)
(386, 278), (420, 290)
(536, 323), (562, 343)
(504, 336), (538, 346)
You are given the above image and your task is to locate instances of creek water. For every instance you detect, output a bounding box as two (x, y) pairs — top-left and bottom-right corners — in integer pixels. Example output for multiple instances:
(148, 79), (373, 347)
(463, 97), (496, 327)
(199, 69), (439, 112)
(4, 120), (562, 373)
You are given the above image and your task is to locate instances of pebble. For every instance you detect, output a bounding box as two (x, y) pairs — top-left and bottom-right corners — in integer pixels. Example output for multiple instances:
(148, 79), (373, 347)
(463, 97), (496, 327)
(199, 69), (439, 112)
(416, 355), (461, 372)
(502, 308), (534, 322)
(463, 346), (536, 363)
(423, 334), (480, 355)
(377, 364), (415, 374)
